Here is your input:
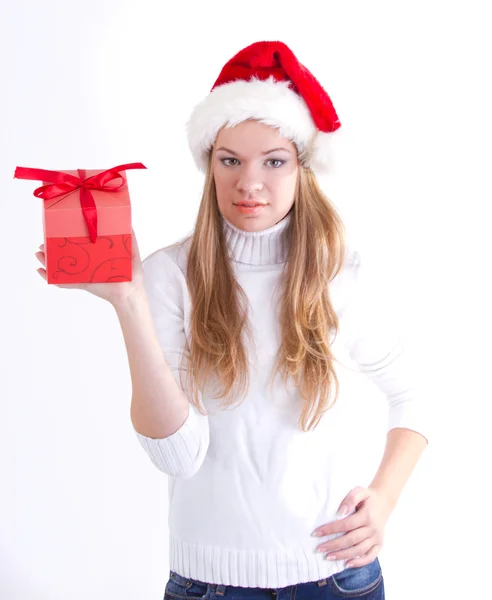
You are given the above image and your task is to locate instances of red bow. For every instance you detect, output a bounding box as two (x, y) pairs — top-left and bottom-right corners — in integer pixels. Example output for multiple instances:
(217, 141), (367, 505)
(14, 162), (147, 243)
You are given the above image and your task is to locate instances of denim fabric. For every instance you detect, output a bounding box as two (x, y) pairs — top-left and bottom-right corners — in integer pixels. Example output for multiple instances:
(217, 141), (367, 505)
(164, 558), (384, 600)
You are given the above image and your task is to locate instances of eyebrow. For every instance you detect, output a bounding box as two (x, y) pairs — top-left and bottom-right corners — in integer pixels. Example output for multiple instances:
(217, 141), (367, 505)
(215, 146), (292, 156)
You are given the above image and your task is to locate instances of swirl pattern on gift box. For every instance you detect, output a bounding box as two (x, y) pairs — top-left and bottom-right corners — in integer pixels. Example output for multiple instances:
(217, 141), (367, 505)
(122, 233), (132, 257)
(91, 257), (133, 282)
(47, 234), (132, 284)
(52, 238), (91, 278)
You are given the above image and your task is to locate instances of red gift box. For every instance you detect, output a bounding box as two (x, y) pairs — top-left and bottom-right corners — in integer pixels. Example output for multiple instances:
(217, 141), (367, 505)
(14, 163), (146, 284)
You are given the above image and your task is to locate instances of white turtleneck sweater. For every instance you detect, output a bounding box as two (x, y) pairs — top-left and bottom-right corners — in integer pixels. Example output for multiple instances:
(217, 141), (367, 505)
(134, 211), (429, 588)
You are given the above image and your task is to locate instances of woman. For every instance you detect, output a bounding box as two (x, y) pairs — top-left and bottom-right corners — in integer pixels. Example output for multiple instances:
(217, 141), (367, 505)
(36, 41), (429, 599)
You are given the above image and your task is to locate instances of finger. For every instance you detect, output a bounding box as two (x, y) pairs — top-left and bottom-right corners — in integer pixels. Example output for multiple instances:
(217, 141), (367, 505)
(317, 526), (370, 554)
(345, 545), (381, 569)
(35, 251), (46, 267)
(39, 243), (45, 252)
(36, 268), (83, 289)
(313, 510), (365, 538)
(336, 487), (369, 519)
(324, 537), (374, 562)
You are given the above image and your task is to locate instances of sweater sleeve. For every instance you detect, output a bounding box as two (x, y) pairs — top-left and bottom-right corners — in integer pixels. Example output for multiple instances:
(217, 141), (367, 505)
(133, 249), (210, 478)
(343, 252), (431, 445)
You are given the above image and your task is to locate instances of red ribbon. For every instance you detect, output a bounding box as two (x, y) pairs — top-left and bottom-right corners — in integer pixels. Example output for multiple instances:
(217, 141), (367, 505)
(14, 162), (147, 243)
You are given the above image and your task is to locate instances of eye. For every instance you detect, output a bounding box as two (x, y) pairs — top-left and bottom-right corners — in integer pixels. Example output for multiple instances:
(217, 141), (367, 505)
(220, 157), (240, 167)
(266, 159), (286, 168)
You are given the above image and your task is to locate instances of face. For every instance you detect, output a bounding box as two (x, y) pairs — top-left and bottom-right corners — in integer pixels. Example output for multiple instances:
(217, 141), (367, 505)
(212, 120), (299, 232)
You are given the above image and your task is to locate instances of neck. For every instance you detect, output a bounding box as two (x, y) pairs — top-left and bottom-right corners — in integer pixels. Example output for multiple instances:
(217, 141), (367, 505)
(220, 210), (293, 266)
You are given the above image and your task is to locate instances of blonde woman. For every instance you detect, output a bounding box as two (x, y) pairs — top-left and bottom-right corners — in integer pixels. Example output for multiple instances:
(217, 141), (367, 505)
(36, 41), (429, 600)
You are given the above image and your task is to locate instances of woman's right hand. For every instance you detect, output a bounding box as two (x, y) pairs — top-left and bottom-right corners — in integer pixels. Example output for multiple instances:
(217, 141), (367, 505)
(35, 229), (146, 308)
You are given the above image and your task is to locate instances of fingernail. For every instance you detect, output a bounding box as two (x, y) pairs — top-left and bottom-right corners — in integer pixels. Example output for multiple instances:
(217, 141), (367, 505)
(311, 530), (323, 537)
(337, 506), (348, 517)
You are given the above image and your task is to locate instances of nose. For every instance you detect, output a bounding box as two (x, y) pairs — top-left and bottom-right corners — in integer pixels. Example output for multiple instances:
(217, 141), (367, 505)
(235, 164), (264, 195)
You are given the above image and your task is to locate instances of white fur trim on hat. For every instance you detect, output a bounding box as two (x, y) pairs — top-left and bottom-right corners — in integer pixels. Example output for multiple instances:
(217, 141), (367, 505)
(186, 76), (337, 175)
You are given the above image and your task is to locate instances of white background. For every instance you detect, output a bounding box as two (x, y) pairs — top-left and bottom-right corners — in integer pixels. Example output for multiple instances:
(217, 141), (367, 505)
(1, 1), (491, 598)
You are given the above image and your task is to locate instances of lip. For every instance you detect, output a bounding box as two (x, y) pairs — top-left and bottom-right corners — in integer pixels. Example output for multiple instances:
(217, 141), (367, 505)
(234, 203), (267, 214)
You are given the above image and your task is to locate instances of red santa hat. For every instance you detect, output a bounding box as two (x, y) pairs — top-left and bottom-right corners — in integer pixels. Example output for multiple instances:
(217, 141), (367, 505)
(186, 40), (342, 175)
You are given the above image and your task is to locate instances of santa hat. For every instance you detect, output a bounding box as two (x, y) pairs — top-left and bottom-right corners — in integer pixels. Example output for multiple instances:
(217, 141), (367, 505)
(186, 40), (342, 175)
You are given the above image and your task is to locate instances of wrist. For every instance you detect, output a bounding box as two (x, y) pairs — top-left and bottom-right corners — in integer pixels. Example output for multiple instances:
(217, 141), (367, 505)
(369, 484), (398, 513)
(112, 286), (149, 316)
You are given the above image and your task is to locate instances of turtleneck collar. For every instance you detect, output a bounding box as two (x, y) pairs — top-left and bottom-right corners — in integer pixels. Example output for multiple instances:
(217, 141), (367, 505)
(220, 210), (293, 266)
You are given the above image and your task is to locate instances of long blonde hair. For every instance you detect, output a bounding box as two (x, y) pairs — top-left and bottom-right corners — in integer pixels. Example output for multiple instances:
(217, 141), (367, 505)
(174, 144), (348, 432)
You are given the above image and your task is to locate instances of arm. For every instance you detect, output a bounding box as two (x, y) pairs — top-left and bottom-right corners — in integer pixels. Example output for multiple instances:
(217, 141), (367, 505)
(115, 289), (190, 438)
(344, 252), (430, 502)
(345, 252), (431, 444)
(369, 427), (428, 509)
(115, 250), (209, 478)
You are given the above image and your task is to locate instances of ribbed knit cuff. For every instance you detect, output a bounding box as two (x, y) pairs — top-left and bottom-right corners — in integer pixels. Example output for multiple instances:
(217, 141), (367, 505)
(134, 402), (209, 478)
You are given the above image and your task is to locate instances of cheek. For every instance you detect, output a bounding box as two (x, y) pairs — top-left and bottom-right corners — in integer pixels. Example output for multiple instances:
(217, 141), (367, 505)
(268, 170), (297, 195)
(213, 170), (234, 195)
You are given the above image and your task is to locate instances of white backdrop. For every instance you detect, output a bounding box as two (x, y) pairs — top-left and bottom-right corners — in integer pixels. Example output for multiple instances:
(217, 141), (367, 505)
(1, 1), (490, 599)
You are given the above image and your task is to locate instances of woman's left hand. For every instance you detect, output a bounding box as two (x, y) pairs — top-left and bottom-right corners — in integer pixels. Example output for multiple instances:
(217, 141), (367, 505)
(311, 486), (395, 568)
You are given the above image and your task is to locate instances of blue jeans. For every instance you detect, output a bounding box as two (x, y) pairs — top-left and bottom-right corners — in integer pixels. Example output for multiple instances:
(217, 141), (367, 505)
(164, 558), (384, 599)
